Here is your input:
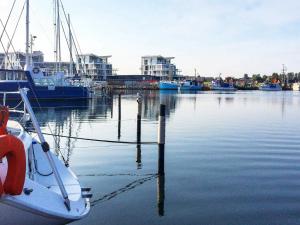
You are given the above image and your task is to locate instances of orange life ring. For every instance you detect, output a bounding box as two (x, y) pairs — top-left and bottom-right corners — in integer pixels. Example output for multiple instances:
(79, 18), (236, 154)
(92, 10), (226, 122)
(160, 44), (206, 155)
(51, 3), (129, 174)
(0, 135), (26, 195)
(0, 106), (26, 196)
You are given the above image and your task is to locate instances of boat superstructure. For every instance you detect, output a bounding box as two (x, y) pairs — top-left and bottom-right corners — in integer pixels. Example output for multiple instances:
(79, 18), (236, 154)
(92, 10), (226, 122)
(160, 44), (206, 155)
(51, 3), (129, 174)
(0, 89), (91, 225)
(211, 79), (236, 91)
(179, 80), (203, 91)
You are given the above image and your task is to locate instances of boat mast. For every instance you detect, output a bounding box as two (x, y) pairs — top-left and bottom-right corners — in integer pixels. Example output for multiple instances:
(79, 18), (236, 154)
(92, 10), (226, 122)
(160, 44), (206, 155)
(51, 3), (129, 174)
(25, 0), (30, 68)
(68, 14), (73, 76)
(55, 0), (61, 72)
(53, 0), (56, 72)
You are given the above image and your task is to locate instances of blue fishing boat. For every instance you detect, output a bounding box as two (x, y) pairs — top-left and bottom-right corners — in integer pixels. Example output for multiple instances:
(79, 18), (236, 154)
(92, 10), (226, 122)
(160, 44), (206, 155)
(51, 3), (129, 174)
(0, 69), (91, 100)
(179, 80), (203, 91)
(159, 81), (179, 90)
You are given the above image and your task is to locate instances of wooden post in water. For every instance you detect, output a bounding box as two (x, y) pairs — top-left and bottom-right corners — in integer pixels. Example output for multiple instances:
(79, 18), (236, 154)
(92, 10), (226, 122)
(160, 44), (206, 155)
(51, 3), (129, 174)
(158, 104), (166, 176)
(118, 93), (121, 139)
(136, 93), (142, 169)
(137, 93), (142, 144)
(136, 144), (142, 169)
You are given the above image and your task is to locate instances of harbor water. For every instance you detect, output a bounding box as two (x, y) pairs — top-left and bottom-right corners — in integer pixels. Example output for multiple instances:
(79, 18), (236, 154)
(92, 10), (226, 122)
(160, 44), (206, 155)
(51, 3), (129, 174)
(35, 90), (300, 225)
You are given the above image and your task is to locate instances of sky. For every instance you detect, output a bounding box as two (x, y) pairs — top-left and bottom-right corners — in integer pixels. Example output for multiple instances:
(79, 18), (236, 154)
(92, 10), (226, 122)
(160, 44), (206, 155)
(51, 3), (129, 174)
(0, 0), (300, 77)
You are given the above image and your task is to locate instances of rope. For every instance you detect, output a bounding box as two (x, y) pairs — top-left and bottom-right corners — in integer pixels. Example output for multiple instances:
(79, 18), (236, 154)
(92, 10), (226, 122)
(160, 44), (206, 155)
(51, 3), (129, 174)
(0, 0), (17, 69)
(0, 0), (26, 69)
(29, 131), (157, 145)
(90, 174), (157, 206)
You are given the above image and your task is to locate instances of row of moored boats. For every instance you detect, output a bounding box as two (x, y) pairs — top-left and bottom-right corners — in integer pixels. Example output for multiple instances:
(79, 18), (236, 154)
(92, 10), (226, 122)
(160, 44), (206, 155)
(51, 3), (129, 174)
(159, 80), (296, 91)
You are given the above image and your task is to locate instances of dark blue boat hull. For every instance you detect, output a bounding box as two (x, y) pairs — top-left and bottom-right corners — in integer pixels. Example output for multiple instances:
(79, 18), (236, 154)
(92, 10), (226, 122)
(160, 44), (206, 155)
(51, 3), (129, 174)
(0, 69), (90, 101)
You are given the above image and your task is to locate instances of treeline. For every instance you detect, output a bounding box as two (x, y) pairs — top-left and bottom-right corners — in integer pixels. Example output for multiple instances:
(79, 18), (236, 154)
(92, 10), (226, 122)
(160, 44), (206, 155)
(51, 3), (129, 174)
(244, 73), (300, 83)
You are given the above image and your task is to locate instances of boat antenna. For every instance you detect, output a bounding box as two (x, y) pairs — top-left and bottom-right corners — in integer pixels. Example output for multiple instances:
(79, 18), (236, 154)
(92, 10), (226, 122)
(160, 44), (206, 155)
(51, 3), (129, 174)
(25, 0), (30, 69)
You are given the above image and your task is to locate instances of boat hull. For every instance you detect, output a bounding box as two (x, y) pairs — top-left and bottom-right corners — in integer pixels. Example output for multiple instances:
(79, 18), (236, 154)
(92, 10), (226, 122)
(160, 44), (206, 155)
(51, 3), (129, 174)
(0, 81), (90, 100)
(211, 87), (236, 91)
(159, 82), (178, 90)
(0, 201), (71, 225)
(259, 87), (282, 91)
(180, 85), (203, 91)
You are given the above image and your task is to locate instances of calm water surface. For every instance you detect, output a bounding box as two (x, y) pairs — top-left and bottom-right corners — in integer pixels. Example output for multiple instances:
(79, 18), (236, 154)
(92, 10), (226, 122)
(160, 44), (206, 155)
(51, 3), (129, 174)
(34, 91), (300, 225)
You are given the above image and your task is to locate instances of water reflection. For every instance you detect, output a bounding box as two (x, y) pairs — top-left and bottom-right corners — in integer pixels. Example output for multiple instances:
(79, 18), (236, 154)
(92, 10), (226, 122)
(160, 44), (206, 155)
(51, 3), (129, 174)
(24, 90), (300, 225)
(157, 175), (165, 216)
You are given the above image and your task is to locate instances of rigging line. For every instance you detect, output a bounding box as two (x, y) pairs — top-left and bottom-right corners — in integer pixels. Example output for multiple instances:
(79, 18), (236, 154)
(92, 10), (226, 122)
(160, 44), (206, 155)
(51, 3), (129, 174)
(28, 3), (54, 46)
(1, 0), (26, 69)
(0, 0), (17, 42)
(60, 20), (76, 73)
(0, 19), (17, 55)
(28, 131), (157, 145)
(0, 0), (17, 69)
(0, 40), (13, 69)
(69, 22), (85, 74)
(58, 0), (83, 75)
(78, 173), (157, 177)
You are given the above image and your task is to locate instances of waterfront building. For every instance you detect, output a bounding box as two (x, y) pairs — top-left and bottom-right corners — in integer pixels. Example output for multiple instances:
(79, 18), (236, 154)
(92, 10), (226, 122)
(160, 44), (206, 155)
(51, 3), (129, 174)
(76, 54), (113, 80)
(141, 55), (178, 79)
(0, 53), (5, 69)
(4, 51), (44, 69)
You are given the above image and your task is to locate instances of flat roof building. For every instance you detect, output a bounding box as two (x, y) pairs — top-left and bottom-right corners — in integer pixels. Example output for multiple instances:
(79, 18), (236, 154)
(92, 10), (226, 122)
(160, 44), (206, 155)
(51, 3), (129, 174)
(141, 55), (178, 79)
(76, 54), (113, 79)
(4, 51), (44, 69)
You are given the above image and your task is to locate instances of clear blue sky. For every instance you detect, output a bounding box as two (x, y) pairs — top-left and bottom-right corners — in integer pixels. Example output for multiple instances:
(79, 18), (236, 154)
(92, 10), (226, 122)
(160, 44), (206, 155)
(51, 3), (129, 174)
(1, 0), (300, 77)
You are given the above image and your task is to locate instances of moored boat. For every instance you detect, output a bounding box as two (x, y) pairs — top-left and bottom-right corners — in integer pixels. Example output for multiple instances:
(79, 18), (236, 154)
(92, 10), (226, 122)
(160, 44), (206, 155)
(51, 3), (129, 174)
(0, 89), (91, 225)
(292, 83), (300, 91)
(179, 80), (203, 91)
(159, 81), (179, 90)
(211, 80), (236, 91)
(259, 83), (282, 91)
(0, 69), (91, 100)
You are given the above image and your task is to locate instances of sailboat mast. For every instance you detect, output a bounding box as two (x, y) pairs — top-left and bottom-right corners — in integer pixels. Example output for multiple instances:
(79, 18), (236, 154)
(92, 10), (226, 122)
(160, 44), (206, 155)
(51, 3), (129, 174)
(68, 14), (73, 76)
(25, 0), (30, 68)
(53, 0), (57, 72)
(56, 0), (61, 72)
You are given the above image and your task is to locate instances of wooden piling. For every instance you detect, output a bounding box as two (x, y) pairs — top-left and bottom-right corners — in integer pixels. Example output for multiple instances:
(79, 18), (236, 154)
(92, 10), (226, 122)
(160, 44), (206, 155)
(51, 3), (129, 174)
(136, 144), (142, 169)
(137, 93), (142, 144)
(118, 93), (121, 139)
(158, 104), (166, 176)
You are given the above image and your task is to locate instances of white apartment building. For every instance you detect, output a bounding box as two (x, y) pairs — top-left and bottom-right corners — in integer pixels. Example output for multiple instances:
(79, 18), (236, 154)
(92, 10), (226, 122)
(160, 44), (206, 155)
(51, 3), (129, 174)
(4, 51), (44, 69)
(0, 53), (5, 69)
(76, 54), (113, 79)
(1, 51), (114, 79)
(141, 55), (177, 78)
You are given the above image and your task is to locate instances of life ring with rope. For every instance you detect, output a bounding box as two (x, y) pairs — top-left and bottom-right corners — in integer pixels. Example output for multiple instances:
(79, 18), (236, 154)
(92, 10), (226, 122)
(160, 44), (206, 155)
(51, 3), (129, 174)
(0, 106), (26, 196)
